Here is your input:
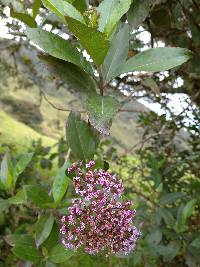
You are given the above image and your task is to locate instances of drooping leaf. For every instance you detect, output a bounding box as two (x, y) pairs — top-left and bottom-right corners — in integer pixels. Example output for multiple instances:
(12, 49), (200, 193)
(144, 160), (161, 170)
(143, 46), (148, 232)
(127, 0), (152, 30)
(66, 112), (98, 160)
(48, 244), (74, 263)
(39, 55), (96, 93)
(25, 28), (92, 74)
(160, 192), (185, 205)
(8, 189), (26, 205)
(117, 47), (192, 75)
(24, 185), (54, 208)
(65, 17), (110, 66)
(103, 23), (129, 82)
(32, 0), (41, 18)
(12, 235), (40, 262)
(86, 95), (120, 135)
(52, 162), (69, 203)
(14, 153), (33, 186)
(41, 0), (85, 23)
(10, 6), (37, 28)
(35, 214), (54, 247)
(0, 151), (14, 190)
(97, 0), (132, 37)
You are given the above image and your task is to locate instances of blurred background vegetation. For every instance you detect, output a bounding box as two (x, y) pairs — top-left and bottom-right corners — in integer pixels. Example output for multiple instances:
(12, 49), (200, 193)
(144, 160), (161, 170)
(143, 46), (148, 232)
(0, 0), (200, 266)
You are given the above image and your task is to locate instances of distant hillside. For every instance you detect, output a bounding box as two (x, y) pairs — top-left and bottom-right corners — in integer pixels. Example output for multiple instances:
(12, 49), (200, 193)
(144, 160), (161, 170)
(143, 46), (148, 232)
(0, 110), (56, 151)
(0, 37), (149, 151)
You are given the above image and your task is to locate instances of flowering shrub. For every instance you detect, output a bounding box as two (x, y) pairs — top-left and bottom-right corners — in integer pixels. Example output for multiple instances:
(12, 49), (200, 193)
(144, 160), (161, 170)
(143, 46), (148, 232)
(60, 161), (140, 255)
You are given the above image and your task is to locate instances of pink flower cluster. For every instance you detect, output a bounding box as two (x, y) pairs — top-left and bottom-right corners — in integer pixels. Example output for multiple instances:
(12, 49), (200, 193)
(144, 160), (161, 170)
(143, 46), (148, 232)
(60, 160), (140, 255)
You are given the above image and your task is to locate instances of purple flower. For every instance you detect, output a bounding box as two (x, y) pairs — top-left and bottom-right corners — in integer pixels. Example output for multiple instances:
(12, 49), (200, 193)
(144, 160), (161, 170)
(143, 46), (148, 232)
(60, 160), (141, 255)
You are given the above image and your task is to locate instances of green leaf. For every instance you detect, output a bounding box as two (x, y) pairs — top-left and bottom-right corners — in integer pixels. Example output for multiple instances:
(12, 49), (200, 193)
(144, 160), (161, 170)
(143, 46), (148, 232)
(175, 204), (187, 233)
(52, 163), (69, 203)
(182, 199), (196, 221)
(86, 95), (120, 135)
(14, 153), (33, 185)
(12, 235), (40, 262)
(0, 198), (9, 212)
(65, 0), (76, 3)
(39, 55), (96, 93)
(97, 0), (132, 37)
(25, 28), (92, 74)
(43, 223), (59, 250)
(13, 244), (40, 262)
(97, 0), (115, 33)
(4, 234), (33, 247)
(35, 214), (54, 247)
(41, 0), (85, 23)
(117, 47), (192, 75)
(73, 0), (88, 13)
(8, 189), (26, 204)
(0, 179), (4, 190)
(0, 151), (14, 190)
(45, 262), (56, 267)
(159, 208), (175, 227)
(146, 229), (162, 246)
(65, 17), (110, 66)
(127, 0), (151, 30)
(157, 241), (181, 262)
(10, 6), (37, 28)
(103, 23), (129, 82)
(175, 200), (196, 233)
(32, 0), (41, 18)
(0, 211), (5, 225)
(24, 185), (54, 208)
(66, 112), (98, 160)
(49, 244), (74, 263)
(160, 192), (185, 205)
(191, 236), (200, 248)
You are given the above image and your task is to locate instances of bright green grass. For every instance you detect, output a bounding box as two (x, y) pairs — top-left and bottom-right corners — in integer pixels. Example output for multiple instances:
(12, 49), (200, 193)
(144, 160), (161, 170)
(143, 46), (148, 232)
(0, 111), (56, 151)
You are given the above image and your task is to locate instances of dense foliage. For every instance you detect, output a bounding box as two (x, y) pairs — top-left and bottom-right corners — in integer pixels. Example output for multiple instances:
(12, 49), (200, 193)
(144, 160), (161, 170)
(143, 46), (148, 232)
(0, 0), (200, 266)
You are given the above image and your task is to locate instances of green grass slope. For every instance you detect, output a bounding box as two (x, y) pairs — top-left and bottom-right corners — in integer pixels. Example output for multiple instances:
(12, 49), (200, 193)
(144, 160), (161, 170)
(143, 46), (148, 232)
(0, 111), (56, 150)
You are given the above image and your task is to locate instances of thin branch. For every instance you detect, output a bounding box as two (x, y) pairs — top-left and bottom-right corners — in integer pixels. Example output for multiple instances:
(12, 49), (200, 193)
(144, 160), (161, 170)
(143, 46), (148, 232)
(40, 90), (86, 113)
(9, 31), (26, 37)
(119, 108), (147, 113)
(121, 98), (194, 156)
(191, 0), (200, 12)
(98, 67), (105, 96)
(65, 148), (71, 164)
(121, 124), (166, 156)
(178, 0), (200, 32)
(120, 91), (135, 106)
